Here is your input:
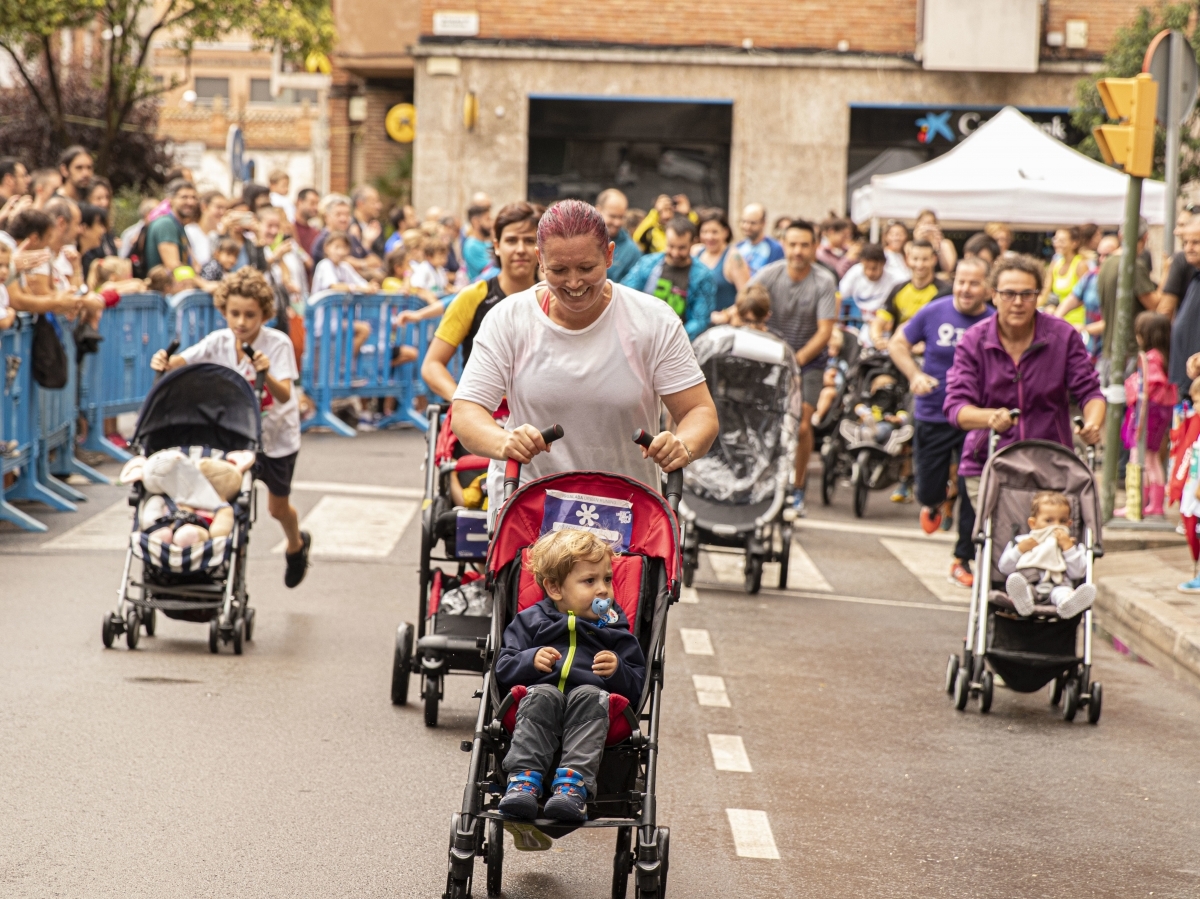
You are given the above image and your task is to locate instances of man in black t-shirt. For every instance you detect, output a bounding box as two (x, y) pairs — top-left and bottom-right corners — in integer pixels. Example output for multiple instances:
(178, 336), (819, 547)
(1163, 219), (1200, 390)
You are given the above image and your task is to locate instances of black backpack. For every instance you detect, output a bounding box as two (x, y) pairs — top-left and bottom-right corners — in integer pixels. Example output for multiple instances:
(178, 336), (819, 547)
(129, 224), (150, 279)
(31, 314), (68, 388)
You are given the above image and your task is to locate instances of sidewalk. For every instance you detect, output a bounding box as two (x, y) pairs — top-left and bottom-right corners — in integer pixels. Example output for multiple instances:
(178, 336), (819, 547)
(1095, 533), (1200, 690)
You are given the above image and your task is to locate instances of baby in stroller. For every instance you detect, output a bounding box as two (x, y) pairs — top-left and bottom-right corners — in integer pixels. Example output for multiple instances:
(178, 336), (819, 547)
(998, 490), (1095, 619)
(852, 371), (910, 449)
(495, 529), (646, 824)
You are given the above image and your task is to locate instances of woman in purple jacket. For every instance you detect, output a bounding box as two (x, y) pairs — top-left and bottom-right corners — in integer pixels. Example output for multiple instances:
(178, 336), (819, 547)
(943, 255), (1105, 504)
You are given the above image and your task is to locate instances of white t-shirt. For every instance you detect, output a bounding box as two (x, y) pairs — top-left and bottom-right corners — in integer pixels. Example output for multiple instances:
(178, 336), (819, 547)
(270, 192), (296, 223)
(185, 223), (212, 267)
(311, 258), (365, 294)
(179, 327), (301, 458)
(409, 260), (445, 293)
(454, 282), (705, 502)
(0, 282), (9, 311)
(838, 263), (899, 317)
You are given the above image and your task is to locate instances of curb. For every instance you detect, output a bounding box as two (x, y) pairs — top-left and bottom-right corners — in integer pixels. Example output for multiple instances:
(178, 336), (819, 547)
(1095, 578), (1200, 690)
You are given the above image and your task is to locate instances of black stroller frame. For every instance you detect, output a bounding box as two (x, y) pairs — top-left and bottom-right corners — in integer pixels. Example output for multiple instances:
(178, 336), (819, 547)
(103, 357), (266, 655)
(819, 347), (913, 518)
(946, 412), (1104, 723)
(443, 431), (682, 899)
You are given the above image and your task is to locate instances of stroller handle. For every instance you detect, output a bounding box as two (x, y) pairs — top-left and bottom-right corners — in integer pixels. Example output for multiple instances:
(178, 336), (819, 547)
(1073, 415), (1097, 470)
(633, 429), (684, 514)
(987, 408), (1021, 457)
(154, 339), (180, 382)
(503, 424), (565, 500)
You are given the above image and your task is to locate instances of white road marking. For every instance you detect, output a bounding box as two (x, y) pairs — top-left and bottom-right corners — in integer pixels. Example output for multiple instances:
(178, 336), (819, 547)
(726, 809), (780, 859)
(679, 586), (699, 604)
(782, 541), (831, 591)
(708, 734), (753, 772)
(274, 495), (418, 559)
(700, 545), (832, 592)
(792, 516), (956, 543)
(679, 628), (714, 655)
(42, 500), (131, 551)
(693, 674), (731, 707)
(290, 480), (424, 500)
(879, 538), (971, 604)
(757, 588), (965, 613)
(703, 551), (744, 585)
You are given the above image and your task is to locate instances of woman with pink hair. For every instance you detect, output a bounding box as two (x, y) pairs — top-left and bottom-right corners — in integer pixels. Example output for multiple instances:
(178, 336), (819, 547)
(451, 199), (718, 498)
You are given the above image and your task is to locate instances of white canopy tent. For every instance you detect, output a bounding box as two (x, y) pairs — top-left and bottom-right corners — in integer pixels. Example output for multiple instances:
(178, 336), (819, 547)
(850, 106), (1167, 228)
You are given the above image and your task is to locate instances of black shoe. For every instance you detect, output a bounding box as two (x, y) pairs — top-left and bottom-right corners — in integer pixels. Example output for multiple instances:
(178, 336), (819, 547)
(285, 531), (311, 588)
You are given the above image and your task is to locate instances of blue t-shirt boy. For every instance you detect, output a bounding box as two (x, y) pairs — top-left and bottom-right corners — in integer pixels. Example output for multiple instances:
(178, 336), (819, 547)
(901, 295), (995, 423)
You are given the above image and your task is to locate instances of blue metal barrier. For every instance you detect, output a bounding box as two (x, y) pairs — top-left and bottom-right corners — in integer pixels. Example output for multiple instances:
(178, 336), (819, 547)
(78, 292), (170, 461)
(301, 291), (442, 437)
(34, 329), (108, 505)
(170, 289), (223, 350)
(0, 315), (46, 531)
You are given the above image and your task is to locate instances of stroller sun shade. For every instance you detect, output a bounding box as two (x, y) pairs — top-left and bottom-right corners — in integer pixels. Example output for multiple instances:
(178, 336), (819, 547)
(132, 363), (262, 455)
(684, 326), (800, 504)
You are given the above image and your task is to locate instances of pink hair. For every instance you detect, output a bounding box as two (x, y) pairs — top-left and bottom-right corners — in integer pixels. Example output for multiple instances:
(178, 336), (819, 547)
(536, 199), (608, 251)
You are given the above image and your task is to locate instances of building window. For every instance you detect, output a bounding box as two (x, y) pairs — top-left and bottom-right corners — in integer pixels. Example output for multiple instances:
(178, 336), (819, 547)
(194, 76), (229, 106)
(250, 78), (319, 105)
(527, 97), (732, 210)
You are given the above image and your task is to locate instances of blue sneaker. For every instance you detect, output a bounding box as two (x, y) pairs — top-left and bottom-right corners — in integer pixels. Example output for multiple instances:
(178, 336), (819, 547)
(542, 767), (588, 823)
(791, 488), (807, 518)
(498, 770), (542, 820)
(1178, 575), (1200, 594)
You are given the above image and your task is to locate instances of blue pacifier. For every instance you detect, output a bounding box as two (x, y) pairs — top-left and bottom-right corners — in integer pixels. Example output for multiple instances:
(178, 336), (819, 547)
(592, 597), (614, 626)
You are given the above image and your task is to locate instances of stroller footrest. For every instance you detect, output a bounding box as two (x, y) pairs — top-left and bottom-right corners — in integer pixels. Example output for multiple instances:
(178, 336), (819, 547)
(417, 634), (486, 655)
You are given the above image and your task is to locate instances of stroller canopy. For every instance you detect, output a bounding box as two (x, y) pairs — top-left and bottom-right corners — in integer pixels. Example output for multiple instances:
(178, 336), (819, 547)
(684, 326), (800, 504)
(489, 471), (681, 582)
(133, 363), (262, 455)
(974, 439), (1103, 554)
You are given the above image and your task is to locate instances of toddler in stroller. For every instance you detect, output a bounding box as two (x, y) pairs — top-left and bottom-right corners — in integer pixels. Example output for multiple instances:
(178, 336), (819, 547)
(496, 529), (646, 824)
(998, 490), (1095, 620)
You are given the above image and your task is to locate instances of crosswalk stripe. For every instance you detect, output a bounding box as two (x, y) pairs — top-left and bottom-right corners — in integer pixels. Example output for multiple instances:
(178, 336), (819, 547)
(679, 628), (714, 655)
(679, 586), (700, 604)
(726, 809), (780, 859)
(290, 480), (424, 500)
(42, 500), (131, 551)
(702, 542), (832, 592)
(782, 541), (831, 591)
(792, 516), (955, 543)
(879, 537), (971, 604)
(709, 734), (753, 772)
(274, 495), (418, 559)
(693, 674), (731, 707)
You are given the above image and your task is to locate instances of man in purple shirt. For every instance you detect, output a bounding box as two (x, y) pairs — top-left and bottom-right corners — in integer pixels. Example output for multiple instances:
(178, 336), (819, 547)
(890, 256), (994, 589)
(943, 255), (1104, 505)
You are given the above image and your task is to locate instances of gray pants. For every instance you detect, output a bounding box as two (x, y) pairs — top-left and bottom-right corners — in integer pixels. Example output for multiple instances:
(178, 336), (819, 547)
(504, 684), (610, 797)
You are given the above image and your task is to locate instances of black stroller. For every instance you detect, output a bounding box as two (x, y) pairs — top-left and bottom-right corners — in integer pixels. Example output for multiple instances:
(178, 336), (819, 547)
(443, 432), (680, 899)
(391, 404), (495, 726)
(819, 348), (913, 517)
(103, 362), (263, 654)
(679, 325), (800, 594)
(947, 420), (1103, 723)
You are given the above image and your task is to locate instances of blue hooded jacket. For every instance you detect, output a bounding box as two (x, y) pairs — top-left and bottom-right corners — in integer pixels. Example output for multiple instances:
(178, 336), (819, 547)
(496, 598), (647, 704)
(621, 252), (716, 340)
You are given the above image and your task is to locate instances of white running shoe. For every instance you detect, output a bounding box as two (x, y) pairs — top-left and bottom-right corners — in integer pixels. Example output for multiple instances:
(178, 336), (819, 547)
(1005, 572), (1036, 617)
(1056, 583), (1095, 620)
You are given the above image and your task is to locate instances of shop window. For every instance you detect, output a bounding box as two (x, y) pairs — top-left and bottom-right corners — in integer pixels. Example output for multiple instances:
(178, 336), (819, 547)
(193, 77), (229, 106)
(250, 78), (319, 105)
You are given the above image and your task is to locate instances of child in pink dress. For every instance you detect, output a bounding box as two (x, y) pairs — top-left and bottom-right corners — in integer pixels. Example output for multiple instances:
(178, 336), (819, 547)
(1120, 312), (1177, 518)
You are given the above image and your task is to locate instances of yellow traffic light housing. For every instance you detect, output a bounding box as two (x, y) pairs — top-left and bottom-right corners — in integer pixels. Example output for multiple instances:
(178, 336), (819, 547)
(1093, 73), (1159, 178)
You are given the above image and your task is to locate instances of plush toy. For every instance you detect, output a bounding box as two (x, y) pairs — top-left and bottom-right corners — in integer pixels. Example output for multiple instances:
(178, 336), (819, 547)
(172, 523), (211, 547)
(143, 450), (224, 509)
(119, 455), (147, 485)
(208, 506), (234, 538)
(198, 457), (242, 501)
(225, 450), (256, 473)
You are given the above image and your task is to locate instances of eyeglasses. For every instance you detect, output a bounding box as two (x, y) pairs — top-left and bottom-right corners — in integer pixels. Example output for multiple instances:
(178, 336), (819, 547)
(994, 290), (1039, 303)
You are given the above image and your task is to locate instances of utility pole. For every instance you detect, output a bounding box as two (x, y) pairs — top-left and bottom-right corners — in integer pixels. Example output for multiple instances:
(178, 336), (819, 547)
(1093, 73), (1158, 520)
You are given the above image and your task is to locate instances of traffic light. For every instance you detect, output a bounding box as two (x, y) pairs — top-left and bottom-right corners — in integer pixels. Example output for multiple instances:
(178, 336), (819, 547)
(1093, 73), (1159, 178)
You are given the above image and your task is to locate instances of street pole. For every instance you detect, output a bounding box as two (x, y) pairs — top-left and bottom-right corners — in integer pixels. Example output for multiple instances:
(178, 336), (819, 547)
(1163, 30), (1185, 255)
(1102, 174), (1144, 520)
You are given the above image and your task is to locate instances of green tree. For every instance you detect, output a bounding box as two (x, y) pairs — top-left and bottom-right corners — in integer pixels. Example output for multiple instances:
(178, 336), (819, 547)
(0, 0), (334, 180)
(1072, 2), (1200, 183)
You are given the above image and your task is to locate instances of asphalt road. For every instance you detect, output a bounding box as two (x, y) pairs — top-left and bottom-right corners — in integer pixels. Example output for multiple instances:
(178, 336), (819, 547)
(3, 431), (1200, 898)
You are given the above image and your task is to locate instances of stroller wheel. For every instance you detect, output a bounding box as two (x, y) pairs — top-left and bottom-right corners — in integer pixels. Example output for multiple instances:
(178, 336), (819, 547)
(953, 667), (971, 711)
(244, 608), (255, 642)
(424, 675), (441, 727)
(1087, 682), (1103, 724)
(208, 617), (220, 654)
(743, 555), (763, 595)
(1050, 675), (1064, 707)
(232, 614), (245, 655)
(777, 526), (792, 589)
(391, 622), (414, 706)
(820, 453), (836, 506)
(656, 827), (670, 896)
(125, 609), (140, 650)
(142, 607), (156, 637)
(612, 826), (633, 899)
(979, 671), (994, 713)
(944, 654), (959, 695)
(1062, 678), (1080, 722)
(101, 613), (116, 649)
(485, 817), (504, 896)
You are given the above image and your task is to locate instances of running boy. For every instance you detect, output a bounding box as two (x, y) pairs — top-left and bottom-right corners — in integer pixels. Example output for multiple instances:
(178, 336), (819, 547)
(150, 267), (311, 587)
(998, 490), (1094, 619)
(495, 530), (646, 823)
